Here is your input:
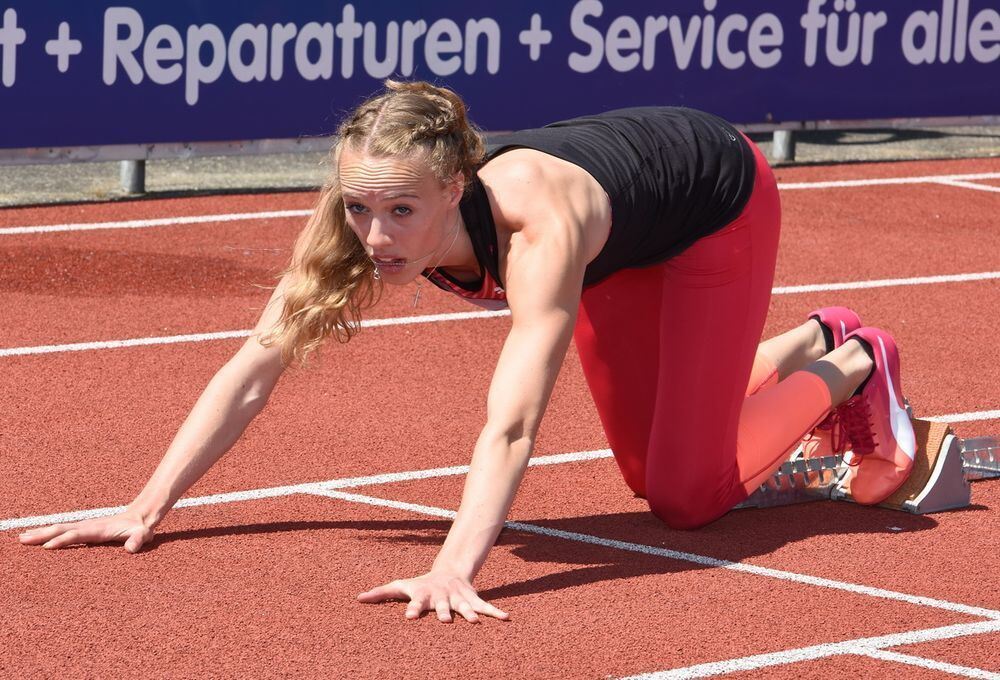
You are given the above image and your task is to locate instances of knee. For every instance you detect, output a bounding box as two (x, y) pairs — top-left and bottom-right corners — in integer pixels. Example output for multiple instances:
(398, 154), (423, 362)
(619, 467), (647, 500)
(647, 496), (725, 530)
(646, 475), (730, 530)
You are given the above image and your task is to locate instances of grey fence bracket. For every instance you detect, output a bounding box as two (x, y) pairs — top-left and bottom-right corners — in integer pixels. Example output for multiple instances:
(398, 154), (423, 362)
(119, 160), (146, 194)
(772, 130), (796, 162)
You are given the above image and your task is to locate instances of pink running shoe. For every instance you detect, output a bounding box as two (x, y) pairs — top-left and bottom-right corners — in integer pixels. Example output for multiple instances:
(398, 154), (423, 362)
(837, 327), (917, 504)
(800, 307), (862, 459)
(810, 306), (862, 350)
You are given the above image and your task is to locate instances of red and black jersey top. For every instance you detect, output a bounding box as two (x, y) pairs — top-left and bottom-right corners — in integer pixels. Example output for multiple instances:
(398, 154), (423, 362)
(420, 170), (510, 310)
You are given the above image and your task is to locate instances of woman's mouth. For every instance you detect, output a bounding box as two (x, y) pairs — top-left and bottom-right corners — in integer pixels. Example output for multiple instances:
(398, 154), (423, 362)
(372, 257), (407, 273)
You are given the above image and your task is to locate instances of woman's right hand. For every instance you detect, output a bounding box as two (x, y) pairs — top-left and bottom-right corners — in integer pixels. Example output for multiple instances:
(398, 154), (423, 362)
(17, 509), (154, 553)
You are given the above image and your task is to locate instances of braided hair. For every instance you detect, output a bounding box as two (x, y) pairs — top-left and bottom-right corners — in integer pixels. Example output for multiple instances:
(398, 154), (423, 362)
(259, 80), (486, 367)
(339, 79), (485, 188)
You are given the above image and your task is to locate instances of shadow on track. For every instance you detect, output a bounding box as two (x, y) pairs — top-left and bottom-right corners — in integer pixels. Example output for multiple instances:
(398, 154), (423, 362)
(0, 245), (280, 297)
(131, 498), (996, 600)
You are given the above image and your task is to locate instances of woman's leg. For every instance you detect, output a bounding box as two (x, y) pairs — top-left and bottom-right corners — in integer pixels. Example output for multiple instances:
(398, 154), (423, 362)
(642, 209), (797, 529)
(643, 140), (845, 530)
(574, 275), (829, 498)
(575, 266), (664, 498)
(570, 115), (885, 525)
(576, 297), (866, 504)
(758, 320), (829, 381)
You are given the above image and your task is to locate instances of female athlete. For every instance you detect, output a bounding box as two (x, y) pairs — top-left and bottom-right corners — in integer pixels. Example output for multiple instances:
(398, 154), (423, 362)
(20, 80), (915, 624)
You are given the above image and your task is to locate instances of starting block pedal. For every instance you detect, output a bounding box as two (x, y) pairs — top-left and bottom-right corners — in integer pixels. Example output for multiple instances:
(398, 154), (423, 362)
(735, 417), (1000, 515)
(962, 436), (1000, 480)
(732, 455), (845, 509)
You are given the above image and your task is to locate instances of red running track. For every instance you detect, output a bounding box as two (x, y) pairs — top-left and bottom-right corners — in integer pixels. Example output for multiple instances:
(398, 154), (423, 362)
(1, 158), (998, 678)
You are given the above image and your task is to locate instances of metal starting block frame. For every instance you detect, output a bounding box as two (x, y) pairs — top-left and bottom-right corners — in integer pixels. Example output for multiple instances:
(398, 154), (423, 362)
(734, 418), (1000, 515)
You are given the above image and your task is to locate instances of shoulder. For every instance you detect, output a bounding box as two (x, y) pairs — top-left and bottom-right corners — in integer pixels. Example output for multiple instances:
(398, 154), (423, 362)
(480, 150), (548, 193)
(478, 149), (602, 233)
(477, 150), (562, 235)
(477, 149), (612, 271)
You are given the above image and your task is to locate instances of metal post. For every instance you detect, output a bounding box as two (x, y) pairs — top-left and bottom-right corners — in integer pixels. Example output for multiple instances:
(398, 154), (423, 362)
(120, 160), (146, 194)
(771, 130), (796, 162)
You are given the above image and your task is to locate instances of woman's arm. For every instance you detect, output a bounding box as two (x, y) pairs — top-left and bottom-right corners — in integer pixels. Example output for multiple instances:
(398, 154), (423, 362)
(358, 211), (588, 622)
(18, 271), (295, 551)
(127, 273), (293, 524)
(432, 232), (584, 579)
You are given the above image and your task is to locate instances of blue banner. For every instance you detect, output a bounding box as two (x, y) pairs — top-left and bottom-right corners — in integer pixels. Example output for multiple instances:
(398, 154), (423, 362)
(0, 0), (997, 149)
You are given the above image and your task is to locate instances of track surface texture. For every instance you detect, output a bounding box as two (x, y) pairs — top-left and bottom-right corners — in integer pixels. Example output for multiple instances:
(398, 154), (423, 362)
(2, 158), (998, 679)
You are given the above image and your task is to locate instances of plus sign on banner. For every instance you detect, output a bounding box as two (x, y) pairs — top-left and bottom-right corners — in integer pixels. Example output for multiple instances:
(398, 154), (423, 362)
(43, 21), (81, 72)
(0, 0), (997, 149)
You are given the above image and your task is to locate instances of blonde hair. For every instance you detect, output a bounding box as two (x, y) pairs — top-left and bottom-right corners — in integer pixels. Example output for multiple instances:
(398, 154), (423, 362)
(259, 80), (486, 368)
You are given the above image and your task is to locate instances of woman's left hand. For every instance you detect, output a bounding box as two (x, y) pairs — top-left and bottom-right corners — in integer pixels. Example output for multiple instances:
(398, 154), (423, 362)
(357, 570), (510, 623)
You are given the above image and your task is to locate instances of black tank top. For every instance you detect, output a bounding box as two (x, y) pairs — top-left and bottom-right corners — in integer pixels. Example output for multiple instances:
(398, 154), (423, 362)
(423, 106), (756, 306)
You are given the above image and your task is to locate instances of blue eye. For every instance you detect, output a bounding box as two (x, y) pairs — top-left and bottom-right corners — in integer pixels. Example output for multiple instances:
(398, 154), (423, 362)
(347, 204), (367, 214)
(394, 206), (412, 216)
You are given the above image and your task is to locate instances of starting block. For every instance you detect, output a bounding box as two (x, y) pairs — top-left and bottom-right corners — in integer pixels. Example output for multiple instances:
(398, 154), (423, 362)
(734, 416), (1000, 515)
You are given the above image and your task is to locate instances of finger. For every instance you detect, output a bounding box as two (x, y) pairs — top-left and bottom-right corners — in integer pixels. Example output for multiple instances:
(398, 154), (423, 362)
(42, 529), (82, 550)
(453, 599), (480, 624)
(18, 525), (67, 545)
(357, 582), (406, 603)
(405, 594), (427, 620)
(456, 584), (510, 620)
(469, 595), (510, 620)
(434, 598), (453, 623)
(124, 527), (150, 554)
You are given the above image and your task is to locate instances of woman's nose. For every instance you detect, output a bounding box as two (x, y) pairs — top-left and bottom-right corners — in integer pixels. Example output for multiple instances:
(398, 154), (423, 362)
(366, 218), (393, 247)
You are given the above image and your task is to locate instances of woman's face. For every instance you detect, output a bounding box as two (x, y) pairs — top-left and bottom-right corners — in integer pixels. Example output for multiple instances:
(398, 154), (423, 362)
(339, 145), (462, 284)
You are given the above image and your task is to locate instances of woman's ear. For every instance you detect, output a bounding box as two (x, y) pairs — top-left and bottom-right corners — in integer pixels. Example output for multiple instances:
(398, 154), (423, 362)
(446, 172), (465, 208)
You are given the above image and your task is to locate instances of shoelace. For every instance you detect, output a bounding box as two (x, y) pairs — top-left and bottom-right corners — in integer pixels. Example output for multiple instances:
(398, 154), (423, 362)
(836, 395), (877, 465)
(799, 410), (849, 456)
(814, 410), (851, 456)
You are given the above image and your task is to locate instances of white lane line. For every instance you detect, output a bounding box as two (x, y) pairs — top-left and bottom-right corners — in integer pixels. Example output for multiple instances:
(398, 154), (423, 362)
(306, 488), (1000, 621)
(0, 210), (312, 235)
(931, 410), (1000, 424)
(771, 270), (1000, 295)
(778, 172), (1000, 190)
(313, 489), (459, 520)
(0, 329), (254, 357)
(0, 309), (511, 358)
(3, 393), (997, 531)
(0, 448), (612, 531)
(936, 180), (1000, 194)
(356, 308), (509, 328)
(0, 401), (995, 531)
(858, 649), (1000, 679)
(4, 270), (998, 358)
(1, 172), (998, 236)
(621, 620), (1000, 679)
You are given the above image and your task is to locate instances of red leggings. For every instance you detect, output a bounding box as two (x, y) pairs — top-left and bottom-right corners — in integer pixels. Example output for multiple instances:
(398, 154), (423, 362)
(573, 138), (833, 529)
